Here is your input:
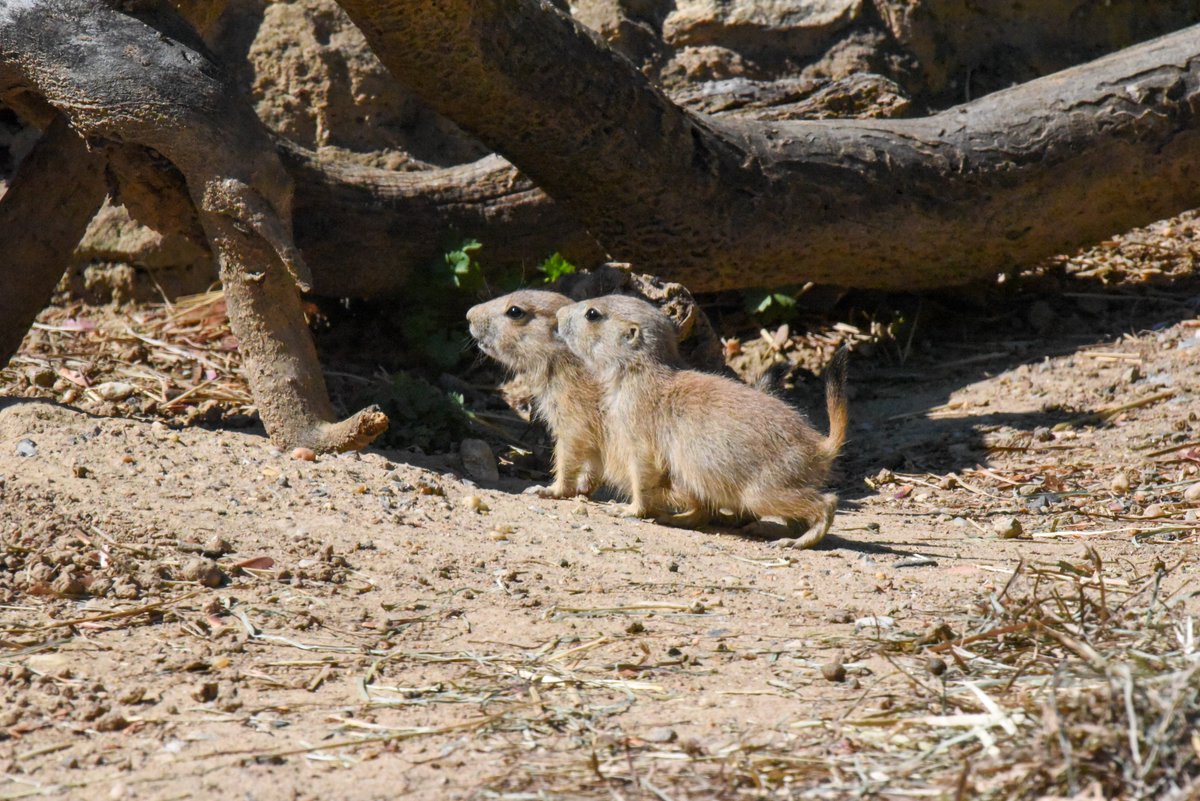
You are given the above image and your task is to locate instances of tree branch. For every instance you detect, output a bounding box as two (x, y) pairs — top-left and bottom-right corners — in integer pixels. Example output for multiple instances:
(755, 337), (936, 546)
(332, 0), (1200, 292)
(0, 0), (387, 450)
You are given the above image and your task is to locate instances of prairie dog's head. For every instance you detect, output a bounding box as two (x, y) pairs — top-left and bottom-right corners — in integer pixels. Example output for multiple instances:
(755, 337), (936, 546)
(556, 295), (681, 372)
(466, 290), (573, 374)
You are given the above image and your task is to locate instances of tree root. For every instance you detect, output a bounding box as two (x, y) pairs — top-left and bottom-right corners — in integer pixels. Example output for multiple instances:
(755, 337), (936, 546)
(0, 115), (106, 368)
(335, 0), (1200, 292)
(0, 0), (387, 452)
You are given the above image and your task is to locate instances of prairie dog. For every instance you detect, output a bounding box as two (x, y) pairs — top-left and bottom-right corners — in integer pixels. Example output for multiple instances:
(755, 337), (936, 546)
(557, 295), (848, 548)
(467, 290), (610, 498)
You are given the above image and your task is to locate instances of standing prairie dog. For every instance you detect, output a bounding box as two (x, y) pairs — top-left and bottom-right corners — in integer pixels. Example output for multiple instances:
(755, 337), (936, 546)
(467, 290), (611, 498)
(557, 295), (849, 548)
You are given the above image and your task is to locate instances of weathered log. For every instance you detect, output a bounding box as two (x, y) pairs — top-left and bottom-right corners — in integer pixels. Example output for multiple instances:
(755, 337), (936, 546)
(282, 144), (604, 299)
(0, 116), (107, 368)
(330, 0), (1200, 293)
(0, 0), (386, 451)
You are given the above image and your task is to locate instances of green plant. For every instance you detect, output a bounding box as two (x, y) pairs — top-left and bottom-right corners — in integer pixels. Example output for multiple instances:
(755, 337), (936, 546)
(360, 371), (472, 452)
(395, 238), (490, 371)
(536, 252), (577, 283)
(445, 239), (485, 292)
(744, 287), (801, 326)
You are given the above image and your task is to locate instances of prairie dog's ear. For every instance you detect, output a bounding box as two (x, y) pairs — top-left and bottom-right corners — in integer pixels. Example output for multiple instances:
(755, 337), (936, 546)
(624, 322), (641, 345)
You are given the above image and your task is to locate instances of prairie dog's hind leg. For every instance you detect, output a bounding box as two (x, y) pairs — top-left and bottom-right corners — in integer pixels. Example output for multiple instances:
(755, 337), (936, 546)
(775, 492), (838, 550)
(655, 504), (710, 529)
(743, 489), (838, 550)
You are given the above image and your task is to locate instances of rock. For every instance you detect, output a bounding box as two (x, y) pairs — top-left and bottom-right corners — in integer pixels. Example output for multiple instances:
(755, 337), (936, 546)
(93, 711), (130, 732)
(663, 0), (862, 59)
(291, 447), (317, 461)
(72, 201), (214, 304)
(820, 656), (847, 683)
(246, 0), (486, 165)
(643, 727), (678, 743)
(460, 439), (500, 482)
(51, 573), (86, 597)
(461, 494), (490, 514)
(192, 682), (219, 703)
(1184, 483), (1200, 502)
(26, 367), (56, 388)
(202, 535), (234, 558)
(79, 702), (109, 722)
(117, 687), (145, 706)
(88, 577), (113, 597)
(93, 382), (135, 402)
(1143, 503), (1164, 519)
(181, 558), (225, 588)
(926, 657), (947, 677)
(1110, 473), (1131, 494)
(15, 438), (36, 457)
(667, 45), (754, 82)
(992, 516), (1023, 539)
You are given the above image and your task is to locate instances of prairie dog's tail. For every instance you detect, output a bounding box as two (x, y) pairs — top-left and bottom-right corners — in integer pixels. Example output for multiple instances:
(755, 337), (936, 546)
(820, 346), (849, 459)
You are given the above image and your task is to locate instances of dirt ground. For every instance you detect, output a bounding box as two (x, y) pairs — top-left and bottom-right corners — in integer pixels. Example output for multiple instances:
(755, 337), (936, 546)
(2, 256), (1200, 799)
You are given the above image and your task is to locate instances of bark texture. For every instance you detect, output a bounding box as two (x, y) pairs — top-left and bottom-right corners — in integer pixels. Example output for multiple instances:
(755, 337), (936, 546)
(0, 0), (386, 451)
(282, 145), (604, 299)
(0, 117), (106, 367)
(333, 0), (1200, 293)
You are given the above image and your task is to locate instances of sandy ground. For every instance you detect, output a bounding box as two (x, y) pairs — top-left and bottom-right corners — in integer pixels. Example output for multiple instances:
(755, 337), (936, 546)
(2, 286), (1199, 800)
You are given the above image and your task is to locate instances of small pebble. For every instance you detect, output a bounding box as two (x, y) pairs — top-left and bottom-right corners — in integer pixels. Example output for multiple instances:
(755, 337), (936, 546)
(26, 367), (56, 388)
(1143, 503), (1164, 519)
(182, 558), (225, 588)
(1111, 473), (1131, 494)
(192, 682), (219, 703)
(291, 447), (316, 462)
(117, 687), (145, 705)
(93, 711), (129, 732)
(1184, 483), (1200, 502)
(94, 381), (135, 402)
(202, 535), (233, 557)
(51, 573), (86, 597)
(15, 438), (36, 457)
(926, 657), (947, 677)
(820, 658), (847, 683)
(643, 727), (677, 744)
(462, 494), (489, 513)
(993, 517), (1023, 539)
(459, 439), (500, 483)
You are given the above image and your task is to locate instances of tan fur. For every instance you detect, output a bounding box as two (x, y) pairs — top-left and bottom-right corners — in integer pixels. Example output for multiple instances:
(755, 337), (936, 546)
(557, 295), (849, 548)
(467, 290), (615, 498)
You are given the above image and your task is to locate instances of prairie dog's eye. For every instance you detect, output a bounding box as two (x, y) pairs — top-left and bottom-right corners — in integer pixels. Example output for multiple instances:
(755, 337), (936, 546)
(584, 308), (603, 322)
(505, 306), (525, 320)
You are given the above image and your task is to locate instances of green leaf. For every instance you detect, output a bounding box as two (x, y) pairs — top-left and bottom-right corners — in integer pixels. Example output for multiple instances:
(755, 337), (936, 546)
(536, 252), (577, 283)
